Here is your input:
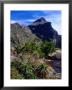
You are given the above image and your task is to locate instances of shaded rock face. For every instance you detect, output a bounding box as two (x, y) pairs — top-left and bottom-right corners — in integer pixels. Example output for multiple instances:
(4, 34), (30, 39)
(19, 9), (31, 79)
(28, 17), (61, 48)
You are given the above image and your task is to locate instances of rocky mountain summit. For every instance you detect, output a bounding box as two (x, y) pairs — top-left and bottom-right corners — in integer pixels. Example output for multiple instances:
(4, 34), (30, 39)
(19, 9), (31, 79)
(32, 17), (48, 25)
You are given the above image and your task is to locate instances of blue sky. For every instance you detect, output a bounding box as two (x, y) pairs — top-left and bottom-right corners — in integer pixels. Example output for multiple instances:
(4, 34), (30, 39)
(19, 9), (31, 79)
(11, 11), (61, 35)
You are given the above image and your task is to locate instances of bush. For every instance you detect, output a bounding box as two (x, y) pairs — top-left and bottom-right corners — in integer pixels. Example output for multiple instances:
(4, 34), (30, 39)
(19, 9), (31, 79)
(11, 61), (37, 79)
(40, 40), (55, 58)
(11, 68), (24, 79)
(11, 61), (21, 68)
(15, 39), (55, 59)
(33, 46), (45, 58)
(35, 64), (47, 79)
(22, 65), (37, 79)
(24, 41), (37, 53)
(32, 40), (55, 58)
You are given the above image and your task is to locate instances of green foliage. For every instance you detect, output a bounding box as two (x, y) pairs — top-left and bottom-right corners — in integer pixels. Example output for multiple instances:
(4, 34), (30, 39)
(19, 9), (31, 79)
(37, 64), (47, 72)
(33, 46), (45, 58)
(11, 61), (48, 79)
(17, 63), (36, 79)
(14, 38), (55, 59)
(22, 40), (55, 58)
(22, 65), (37, 79)
(11, 61), (21, 69)
(25, 41), (36, 52)
(11, 61), (37, 79)
(40, 40), (55, 58)
(11, 68), (24, 79)
(35, 64), (47, 79)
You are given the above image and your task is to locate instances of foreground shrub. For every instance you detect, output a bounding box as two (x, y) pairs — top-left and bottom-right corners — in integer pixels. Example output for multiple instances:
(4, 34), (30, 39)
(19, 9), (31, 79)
(11, 60), (60, 79)
(11, 61), (48, 79)
(11, 61), (37, 79)
(35, 64), (48, 79)
(11, 68), (24, 79)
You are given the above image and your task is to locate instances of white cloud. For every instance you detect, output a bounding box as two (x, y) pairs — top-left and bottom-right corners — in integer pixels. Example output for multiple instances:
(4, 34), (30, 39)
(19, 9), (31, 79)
(10, 20), (17, 24)
(26, 19), (35, 22)
(44, 14), (61, 35)
(10, 19), (35, 26)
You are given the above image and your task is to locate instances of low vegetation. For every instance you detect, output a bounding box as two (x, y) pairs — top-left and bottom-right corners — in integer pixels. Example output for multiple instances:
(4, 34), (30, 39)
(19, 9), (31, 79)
(14, 39), (55, 59)
(11, 38), (61, 79)
(11, 61), (48, 79)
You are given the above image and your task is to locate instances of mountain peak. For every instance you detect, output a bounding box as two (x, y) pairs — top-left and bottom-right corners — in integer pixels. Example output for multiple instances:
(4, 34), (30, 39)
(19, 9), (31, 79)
(36, 17), (47, 22)
(32, 17), (47, 25)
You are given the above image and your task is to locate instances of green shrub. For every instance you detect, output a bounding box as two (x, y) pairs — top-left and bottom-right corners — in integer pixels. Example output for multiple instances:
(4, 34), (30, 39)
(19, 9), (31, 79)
(23, 65), (37, 79)
(11, 68), (24, 79)
(40, 40), (55, 58)
(11, 61), (37, 79)
(11, 61), (21, 68)
(33, 46), (45, 58)
(16, 39), (56, 59)
(19, 63), (37, 79)
(14, 39), (55, 59)
(24, 41), (37, 53)
(35, 64), (47, 79)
